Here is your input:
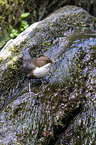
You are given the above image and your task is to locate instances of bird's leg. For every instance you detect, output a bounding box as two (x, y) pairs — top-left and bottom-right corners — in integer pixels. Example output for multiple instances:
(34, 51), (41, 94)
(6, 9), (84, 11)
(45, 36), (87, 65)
(40, 79), (44, 86)
(28, 79), (31, 92)
(40, 79), (47, 90)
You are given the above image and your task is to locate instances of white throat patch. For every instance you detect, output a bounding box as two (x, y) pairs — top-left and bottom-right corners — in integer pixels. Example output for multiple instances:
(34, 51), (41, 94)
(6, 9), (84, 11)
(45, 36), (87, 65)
(33, 63), (51, 78)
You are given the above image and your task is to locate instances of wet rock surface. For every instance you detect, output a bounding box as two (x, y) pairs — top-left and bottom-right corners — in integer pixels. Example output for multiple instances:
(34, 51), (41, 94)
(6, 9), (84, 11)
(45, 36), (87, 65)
(0, 6), (96, 145)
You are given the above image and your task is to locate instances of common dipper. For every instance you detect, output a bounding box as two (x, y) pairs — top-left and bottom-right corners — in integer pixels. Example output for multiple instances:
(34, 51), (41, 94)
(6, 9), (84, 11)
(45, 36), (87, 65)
(22, 50), (53, 92)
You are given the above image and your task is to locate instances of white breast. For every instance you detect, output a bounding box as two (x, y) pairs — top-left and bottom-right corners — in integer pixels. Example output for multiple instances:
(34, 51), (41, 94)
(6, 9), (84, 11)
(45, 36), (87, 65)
(33, 63), (51, 78)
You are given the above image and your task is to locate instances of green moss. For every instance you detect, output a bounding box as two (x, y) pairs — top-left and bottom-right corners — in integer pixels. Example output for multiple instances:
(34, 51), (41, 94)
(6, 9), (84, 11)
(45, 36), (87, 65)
(0, 16), (5, 20)
(10, 29), (19, 38)
(21, 12), (30, 18)
(0, 57), (4, 62)
(20, 20), (29, 32)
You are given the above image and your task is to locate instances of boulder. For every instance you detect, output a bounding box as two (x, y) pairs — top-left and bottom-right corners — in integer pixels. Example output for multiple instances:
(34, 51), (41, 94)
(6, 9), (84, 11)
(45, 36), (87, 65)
(0, 6), (96, 145)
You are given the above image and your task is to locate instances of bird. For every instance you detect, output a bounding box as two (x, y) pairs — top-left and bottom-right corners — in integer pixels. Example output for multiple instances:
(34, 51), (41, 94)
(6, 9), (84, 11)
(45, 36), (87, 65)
(22, 50), (53, 92)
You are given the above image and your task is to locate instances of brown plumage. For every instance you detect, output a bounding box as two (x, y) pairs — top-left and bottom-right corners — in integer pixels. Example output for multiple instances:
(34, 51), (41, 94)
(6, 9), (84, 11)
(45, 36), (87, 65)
(31, 56), (53, 67)
(22, 50), (53, 92)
